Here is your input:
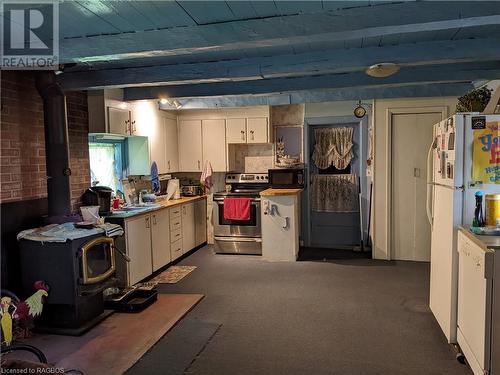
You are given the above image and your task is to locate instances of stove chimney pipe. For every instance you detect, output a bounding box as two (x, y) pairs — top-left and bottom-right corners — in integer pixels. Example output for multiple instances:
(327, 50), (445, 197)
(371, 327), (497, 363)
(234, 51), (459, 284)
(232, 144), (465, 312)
(36, 71), (72, 217)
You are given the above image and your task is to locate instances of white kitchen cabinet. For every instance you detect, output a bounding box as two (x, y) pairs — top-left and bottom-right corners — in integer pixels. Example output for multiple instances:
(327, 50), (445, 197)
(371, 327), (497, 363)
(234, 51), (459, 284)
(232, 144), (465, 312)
(226, 117), (269, 144)
(164, 117), (179, 173)
(178, 120), (203, 172)
(108, 106), (131, 136)
(202, 119), (227, 172)
(247, 117), (268, 143)
(194, 199), (207, 247)
(226, 118), (247, 143)
(125, 215), (153, 285)
(151, 209), (171, 271)
(181, 202), (196, 253)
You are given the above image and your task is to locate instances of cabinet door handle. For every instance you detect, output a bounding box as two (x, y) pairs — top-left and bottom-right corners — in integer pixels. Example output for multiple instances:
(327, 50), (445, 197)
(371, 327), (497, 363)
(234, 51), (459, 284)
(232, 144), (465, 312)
(145, 217), (150, 228)
(125, 119), (130, 134)
(168, 160), (171, 171)
(241, 130), (245, 140)
(198, 160), (201, 170)
(153, 215), (157, 225)
(131, 120), (136, 134)
(250, 130), (254, 140)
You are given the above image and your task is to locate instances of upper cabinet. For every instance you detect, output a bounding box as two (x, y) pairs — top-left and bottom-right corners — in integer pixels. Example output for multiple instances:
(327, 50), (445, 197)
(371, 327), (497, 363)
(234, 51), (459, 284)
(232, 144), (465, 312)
(178, 120), (203, 172)
(247, 117), (268, 143)
(202, 119), (226, 172)
(131, 101), (178, 174)
(107, 107), (132, 136)
(226, 118), (247, 143)
(226, 117), (269, 144)
(164, 117), (179, 173)
(88, 89), (136, 136)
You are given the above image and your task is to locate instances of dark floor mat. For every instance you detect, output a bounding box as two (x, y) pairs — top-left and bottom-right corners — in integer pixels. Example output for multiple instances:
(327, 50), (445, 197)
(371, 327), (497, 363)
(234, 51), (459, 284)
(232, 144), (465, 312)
(298, 247), (372, 261)
(126, 318), (221, 375)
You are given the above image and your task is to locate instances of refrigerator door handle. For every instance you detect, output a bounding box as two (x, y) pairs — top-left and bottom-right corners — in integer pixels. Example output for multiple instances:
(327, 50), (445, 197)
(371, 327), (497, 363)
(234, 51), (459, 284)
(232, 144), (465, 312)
(426, 142), (434, 227)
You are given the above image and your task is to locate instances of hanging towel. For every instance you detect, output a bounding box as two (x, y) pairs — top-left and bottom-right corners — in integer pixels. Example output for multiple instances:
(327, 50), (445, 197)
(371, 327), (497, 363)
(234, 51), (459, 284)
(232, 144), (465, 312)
(200, 160), (213, 191)
(224, 197), (251, 221)
(151, 161), (160, 193)
(311, 174), (359, 212)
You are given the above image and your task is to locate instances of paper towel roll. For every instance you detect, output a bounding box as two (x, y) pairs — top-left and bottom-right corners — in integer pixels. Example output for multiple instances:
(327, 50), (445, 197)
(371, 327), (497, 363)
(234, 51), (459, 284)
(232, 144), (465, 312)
(166, 178), (180, 200)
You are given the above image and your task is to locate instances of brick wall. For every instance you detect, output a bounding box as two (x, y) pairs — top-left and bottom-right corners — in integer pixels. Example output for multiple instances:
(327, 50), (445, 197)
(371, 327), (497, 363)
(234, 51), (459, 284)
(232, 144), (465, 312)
(0, 71), (90, 212)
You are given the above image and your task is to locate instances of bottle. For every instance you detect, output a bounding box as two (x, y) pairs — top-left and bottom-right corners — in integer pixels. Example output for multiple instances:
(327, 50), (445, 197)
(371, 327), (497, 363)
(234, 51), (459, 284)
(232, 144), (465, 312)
(473, 191), (485, 227)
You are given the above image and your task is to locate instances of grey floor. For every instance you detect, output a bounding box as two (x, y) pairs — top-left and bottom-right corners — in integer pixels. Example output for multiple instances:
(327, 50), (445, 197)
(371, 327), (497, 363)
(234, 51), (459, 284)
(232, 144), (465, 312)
(128, 246), (472, 375)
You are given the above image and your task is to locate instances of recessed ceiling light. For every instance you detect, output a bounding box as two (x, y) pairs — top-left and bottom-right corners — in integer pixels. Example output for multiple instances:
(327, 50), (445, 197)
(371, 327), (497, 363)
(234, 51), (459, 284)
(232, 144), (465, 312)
(365, 63), (400, 78)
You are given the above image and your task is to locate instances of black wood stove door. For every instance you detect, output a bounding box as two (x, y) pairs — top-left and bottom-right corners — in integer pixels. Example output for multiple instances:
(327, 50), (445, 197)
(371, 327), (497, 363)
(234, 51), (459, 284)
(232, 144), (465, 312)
(80, 237), (116, 285)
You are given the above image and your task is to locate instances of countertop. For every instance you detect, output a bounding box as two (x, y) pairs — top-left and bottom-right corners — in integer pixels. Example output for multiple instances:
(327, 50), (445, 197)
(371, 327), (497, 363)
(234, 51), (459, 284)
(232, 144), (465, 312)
(260, 188), (304, 196)
(458, 226), (500, 250)
(106, 196), (206, 220)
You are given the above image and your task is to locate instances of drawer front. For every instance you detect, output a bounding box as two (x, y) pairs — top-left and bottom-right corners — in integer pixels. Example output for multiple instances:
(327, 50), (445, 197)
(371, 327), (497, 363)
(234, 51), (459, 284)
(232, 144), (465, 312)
(171, 238), (183, 260)
(170, 228), (182, 243)
(170, 217), (182, 231)
(170, 207), (181, 219)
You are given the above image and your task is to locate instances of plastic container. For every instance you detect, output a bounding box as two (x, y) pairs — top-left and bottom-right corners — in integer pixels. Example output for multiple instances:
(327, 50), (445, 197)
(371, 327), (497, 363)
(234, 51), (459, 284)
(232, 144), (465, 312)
(80, 206), (100, 223)
(485, 194), (500, 227)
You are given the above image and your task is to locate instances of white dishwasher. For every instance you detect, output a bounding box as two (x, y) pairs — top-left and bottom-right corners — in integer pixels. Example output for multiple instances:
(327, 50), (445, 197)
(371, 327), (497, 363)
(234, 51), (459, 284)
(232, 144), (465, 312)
(457, 229), (500, 375)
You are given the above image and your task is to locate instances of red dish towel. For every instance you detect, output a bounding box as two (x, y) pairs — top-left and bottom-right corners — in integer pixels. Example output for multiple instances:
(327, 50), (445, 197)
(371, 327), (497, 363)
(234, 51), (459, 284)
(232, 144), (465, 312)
(223, 197), (251, 221)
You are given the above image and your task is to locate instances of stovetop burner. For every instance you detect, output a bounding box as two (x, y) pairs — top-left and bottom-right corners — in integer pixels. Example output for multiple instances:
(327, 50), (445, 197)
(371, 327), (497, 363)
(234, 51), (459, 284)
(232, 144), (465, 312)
(215, 173), (269, 198)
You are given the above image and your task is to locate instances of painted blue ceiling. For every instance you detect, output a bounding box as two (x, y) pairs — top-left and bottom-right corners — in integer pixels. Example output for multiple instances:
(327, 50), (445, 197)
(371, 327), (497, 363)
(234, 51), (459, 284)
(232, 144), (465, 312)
(5, 1), (497, 104)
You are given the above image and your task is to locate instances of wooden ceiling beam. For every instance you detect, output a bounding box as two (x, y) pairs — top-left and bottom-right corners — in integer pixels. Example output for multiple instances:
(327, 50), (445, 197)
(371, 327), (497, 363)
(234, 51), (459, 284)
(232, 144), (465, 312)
(157, 82), (473, 109)
(122, 61), (500, 100)
(58, 38), (500, 90)
(59, 2), (500, 64)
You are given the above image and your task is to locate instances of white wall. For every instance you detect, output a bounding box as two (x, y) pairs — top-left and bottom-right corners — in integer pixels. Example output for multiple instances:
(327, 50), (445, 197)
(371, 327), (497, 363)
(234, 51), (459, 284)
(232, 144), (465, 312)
(371, 96), (458, 260)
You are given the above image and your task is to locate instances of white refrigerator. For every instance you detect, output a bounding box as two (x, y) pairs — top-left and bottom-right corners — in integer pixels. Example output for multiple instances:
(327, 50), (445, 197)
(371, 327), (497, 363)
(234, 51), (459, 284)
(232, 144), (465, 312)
(427, 113), (500, 343)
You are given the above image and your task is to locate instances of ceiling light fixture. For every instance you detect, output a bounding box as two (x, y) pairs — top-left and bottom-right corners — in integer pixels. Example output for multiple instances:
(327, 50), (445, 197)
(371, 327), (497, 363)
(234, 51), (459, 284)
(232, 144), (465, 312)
(365, 63), (400, 78)
(159, 98), (169, 105)
(173, 100), (182, 109)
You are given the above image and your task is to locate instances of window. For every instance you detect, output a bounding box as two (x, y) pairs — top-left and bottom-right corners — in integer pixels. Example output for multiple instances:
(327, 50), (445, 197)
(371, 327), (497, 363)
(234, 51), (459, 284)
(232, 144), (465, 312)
(89, 141), (123, 193)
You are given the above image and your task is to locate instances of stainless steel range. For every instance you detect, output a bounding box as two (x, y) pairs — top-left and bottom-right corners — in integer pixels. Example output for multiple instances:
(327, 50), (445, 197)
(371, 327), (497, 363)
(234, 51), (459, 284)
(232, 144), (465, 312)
(213, 173), (269, 255)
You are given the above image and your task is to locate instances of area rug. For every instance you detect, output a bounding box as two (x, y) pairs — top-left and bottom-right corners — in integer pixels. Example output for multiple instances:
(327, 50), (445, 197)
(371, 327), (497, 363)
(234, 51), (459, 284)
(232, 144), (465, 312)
(19, 294), (204, 375)
(150, 265), (197, 284)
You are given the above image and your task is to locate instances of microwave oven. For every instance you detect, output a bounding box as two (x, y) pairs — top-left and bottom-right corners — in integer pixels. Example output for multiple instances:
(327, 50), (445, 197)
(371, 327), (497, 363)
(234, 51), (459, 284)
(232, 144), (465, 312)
(268, 168), (304, 188)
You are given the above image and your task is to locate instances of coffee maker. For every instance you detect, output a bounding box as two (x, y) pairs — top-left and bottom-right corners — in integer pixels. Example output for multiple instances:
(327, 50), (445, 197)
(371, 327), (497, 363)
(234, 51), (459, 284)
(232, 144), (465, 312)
(82, 186), (113, 215)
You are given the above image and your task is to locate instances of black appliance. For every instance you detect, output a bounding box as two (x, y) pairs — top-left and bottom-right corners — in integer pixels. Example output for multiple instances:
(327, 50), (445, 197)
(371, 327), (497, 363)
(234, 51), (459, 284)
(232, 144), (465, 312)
(82, 186), (113, 215)
(268, 168), (304, 188)
(19, 234), (117, 335)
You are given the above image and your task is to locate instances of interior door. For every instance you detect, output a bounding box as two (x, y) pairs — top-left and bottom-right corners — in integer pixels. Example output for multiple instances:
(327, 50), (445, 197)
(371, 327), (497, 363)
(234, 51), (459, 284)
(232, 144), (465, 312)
(309, 123), (361, 248)
(392, 112), (441, 261)
(178, 120), (202, 171)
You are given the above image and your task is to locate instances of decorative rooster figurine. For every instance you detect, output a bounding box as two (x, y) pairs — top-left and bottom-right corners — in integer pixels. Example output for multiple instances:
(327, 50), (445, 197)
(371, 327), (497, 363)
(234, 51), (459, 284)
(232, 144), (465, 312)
(12, 281), (50, 339)
(1, 296), (16, 346)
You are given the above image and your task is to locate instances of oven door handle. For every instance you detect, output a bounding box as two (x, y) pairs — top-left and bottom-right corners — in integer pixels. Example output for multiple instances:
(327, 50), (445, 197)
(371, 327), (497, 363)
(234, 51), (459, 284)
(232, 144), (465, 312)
(214, 198), (260, 203)
(215, 236), (262, 243)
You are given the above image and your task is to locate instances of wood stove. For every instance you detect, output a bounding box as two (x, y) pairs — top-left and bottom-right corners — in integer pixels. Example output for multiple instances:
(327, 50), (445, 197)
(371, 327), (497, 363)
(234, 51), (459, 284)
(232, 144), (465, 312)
(19, 234), (117, 335)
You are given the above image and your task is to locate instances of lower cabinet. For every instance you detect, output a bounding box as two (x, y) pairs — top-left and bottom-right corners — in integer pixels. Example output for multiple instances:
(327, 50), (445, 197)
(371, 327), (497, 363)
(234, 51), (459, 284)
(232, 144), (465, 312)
(122, 199), (207, 286)
(194, 199), (207, 247)
(125, 215), (153, 285)
(151, 209), (171, 272)
(182, 203), (196, 253)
